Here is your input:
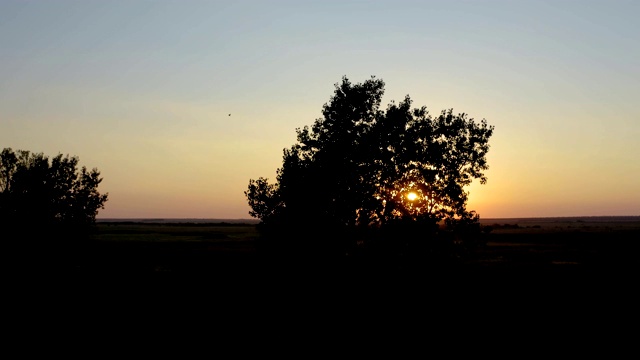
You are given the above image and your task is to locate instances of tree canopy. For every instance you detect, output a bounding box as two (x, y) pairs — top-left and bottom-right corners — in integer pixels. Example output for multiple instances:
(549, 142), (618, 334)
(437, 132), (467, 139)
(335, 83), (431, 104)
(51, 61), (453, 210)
(0, 147), (108, 241)
(246, 76), (494, 257)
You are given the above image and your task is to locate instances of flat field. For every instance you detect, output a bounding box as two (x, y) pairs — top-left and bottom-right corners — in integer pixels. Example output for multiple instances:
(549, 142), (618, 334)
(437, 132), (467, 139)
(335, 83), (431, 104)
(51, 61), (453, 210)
(82, 221), (261, 278)
(25, 216), (638, 312)
(76, 216), (640, 280)
(475, 216), (640, 267)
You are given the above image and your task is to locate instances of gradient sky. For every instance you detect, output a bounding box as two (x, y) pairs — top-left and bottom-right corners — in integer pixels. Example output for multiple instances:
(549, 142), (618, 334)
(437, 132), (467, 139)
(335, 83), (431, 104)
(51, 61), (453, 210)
(1, 0), (638, 219)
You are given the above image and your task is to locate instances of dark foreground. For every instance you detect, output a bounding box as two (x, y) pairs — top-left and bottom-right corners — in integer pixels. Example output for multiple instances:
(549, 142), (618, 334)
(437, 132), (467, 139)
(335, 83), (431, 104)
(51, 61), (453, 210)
(15, 218), (640, 292)
(8, 218), (640, 332)
(11, 220), (640, 317)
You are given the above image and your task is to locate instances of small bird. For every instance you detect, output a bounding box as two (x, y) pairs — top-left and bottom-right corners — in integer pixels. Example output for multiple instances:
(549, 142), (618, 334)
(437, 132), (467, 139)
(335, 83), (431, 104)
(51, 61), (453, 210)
(228, 114), (231, 116)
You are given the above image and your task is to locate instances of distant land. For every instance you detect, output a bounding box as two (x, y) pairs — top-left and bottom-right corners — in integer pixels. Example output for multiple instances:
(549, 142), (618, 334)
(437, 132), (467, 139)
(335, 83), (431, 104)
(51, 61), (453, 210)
(96, 218), (261, 224)
(479, 216), (640, 223)
(96, 216), (640, 225)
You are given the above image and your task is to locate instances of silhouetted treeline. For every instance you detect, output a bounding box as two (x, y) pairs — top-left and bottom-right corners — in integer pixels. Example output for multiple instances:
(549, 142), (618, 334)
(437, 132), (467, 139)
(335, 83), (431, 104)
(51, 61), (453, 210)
(0, 148), (108, 255)
(245, 76), (494, 262)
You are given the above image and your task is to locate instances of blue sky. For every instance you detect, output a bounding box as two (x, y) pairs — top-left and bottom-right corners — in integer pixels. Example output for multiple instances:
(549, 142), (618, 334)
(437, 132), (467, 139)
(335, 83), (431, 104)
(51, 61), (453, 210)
(1, 0), (638, 218)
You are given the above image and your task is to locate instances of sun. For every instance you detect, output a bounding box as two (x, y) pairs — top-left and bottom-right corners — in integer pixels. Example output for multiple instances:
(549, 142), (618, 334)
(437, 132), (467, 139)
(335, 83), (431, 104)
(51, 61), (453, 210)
(407, 192), (418, 201)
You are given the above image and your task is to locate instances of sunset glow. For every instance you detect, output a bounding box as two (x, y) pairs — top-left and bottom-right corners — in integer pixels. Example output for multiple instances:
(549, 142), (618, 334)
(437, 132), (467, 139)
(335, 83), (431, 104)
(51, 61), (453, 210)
(1, 1), (638, 219)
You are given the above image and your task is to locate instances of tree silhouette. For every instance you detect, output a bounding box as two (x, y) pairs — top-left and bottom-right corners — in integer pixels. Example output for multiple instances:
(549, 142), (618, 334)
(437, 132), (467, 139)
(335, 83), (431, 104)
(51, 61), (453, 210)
(245, 76), (494, 260)
(0, 147), (108, 246)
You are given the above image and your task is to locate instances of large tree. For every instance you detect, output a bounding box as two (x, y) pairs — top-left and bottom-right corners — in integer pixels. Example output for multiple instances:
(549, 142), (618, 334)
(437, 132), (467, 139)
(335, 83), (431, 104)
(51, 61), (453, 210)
(0, 147), (108, 242)
(245, 76), (494, 256)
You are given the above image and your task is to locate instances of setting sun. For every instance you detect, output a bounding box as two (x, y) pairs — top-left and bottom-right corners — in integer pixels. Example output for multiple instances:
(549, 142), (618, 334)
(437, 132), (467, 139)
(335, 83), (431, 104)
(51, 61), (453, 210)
(407, 192), (418, 201)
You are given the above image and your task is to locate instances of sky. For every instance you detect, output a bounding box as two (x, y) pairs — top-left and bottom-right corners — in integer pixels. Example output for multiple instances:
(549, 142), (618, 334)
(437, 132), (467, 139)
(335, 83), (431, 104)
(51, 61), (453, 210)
(1, 0), (638, 219)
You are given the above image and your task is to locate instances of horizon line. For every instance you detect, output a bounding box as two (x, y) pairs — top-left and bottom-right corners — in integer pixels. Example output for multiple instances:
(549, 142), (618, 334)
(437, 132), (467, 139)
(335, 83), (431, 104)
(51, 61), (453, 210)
(96, 215), (640, 221)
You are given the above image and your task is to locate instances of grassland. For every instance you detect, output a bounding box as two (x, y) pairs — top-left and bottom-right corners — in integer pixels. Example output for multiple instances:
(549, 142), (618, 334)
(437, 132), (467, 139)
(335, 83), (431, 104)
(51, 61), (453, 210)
(19, 216), (635, 316)
(475, 216), (640, 267)
(73, 216), (640, 281)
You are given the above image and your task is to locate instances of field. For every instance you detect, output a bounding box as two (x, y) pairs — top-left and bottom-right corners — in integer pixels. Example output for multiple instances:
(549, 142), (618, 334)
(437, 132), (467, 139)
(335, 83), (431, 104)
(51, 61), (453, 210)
(476, 216), (640, 267)
(79, 221), (261, 279)
(20, 216), (639, 316)
(73, 216), (640, 282)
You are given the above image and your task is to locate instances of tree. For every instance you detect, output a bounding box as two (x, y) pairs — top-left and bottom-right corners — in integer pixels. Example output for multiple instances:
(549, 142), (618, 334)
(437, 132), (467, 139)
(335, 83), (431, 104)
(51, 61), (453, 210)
(0, 147), (109, 244)
(245, 76), (494, 259)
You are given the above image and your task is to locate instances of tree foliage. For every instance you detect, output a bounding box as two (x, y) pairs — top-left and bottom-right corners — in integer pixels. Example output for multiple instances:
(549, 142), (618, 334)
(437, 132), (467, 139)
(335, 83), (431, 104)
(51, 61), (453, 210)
(0, 147), (108, 241)
(245, 76), (494, 258)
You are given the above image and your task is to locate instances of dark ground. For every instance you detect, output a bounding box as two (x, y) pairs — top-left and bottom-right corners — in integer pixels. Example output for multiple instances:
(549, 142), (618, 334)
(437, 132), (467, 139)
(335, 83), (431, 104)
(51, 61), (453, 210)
(11, 217), (640, 320)
(17, 218), (635, 291)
